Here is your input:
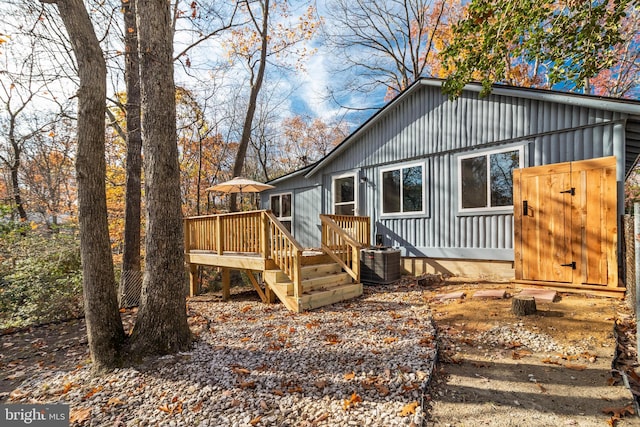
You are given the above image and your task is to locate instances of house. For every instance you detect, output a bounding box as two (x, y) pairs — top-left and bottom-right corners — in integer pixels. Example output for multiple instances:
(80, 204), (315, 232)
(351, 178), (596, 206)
(262, 78), (640, 297)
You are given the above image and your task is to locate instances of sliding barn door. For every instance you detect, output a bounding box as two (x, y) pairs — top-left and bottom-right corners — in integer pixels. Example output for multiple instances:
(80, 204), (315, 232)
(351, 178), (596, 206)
(514, 157), (617, 287)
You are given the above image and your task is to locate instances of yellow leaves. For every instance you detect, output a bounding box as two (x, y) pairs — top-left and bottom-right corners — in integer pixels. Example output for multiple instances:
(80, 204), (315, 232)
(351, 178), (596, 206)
(383, 337), (398, 344)
(158, 401), (183, 415)
(342, 392), (362, 411)
(343, 372), (355, 381)
(69, 407), (91, 424)
(60, 382), (75, 395)
(399, 401), (419, 417)
(249, 415), (262, 425)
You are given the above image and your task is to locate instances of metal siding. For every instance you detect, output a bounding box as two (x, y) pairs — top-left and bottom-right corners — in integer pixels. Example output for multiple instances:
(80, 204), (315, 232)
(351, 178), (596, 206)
(269, 84), (627, 261)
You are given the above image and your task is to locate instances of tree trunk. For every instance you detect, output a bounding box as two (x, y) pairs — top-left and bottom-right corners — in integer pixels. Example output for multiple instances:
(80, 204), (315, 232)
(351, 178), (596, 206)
(230, 0), (269, 212)
(42, 0), (125, 372)
(10, 158), (27, 220)
(119, 0), (143, 307)
(129, 0), (191, 356)
(512, 296), (537, 316)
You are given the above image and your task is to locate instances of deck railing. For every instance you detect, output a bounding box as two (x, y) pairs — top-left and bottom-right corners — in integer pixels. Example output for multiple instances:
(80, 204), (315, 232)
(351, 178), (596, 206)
(264, 211), (303, 299)
(320, 214), (370, 282)
(184, 210), (264, 255)
(323, 214), (371, 247)
(184, 210), (303, 299)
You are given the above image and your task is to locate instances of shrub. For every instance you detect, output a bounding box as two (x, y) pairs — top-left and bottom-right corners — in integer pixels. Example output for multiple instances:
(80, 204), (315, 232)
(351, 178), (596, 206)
(0, 229), (83, 329)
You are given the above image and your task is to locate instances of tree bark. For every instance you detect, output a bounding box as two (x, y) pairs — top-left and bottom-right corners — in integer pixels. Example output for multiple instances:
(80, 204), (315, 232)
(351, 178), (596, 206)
(41, 0), (125, 372)
(512, 296), (537, 316)
(230, 0), (269, 212)
(129, 0), (191, 355)
(119, 0), (143, 305)
(9, 158), (27, 221)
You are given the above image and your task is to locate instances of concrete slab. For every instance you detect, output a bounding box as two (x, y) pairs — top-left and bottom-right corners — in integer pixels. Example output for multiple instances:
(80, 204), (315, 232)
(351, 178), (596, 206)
(517, 288), (557, 303)
(472, 289), (507, 299)
(436, 291), (466, 300)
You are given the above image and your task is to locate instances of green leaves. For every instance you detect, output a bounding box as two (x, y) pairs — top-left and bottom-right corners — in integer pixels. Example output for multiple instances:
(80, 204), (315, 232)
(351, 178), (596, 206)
(442, 0), (633, 98)
(0, 230), (83, 329)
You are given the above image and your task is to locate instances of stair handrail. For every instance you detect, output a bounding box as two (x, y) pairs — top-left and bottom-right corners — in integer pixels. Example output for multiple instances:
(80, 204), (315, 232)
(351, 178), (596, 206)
(319, 214), (367, 282)
(262, 210), (303, 299)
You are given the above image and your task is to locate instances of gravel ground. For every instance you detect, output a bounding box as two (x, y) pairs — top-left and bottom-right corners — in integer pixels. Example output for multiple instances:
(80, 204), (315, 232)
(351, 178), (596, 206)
(6, 284), (437, 426)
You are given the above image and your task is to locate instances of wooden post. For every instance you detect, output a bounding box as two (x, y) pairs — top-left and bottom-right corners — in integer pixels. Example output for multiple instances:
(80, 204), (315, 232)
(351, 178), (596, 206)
(293, 250), (302, 300)
(216, 215), (224, 255)
(221, 267), (231, 301)
(512, 295), (537, 316)
(260, 211), (269, 258)
(352, 245), (360, 282)
(188, 264), (198, 297)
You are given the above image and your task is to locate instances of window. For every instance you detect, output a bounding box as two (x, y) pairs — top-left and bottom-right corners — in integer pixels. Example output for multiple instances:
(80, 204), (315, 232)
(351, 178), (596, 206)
(381, 163), (424, 215)
(333, 174), (356, 215)
(270, 193), (292, 231)
(458, 147), (523, 212)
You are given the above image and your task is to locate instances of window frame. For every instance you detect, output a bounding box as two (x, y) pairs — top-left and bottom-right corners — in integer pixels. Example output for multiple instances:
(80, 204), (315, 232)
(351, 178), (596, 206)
(379, 161), (426, 217)
(332, 172), (358, 216)
(269, 192), (293, 229)
(457, 145), (525, 214)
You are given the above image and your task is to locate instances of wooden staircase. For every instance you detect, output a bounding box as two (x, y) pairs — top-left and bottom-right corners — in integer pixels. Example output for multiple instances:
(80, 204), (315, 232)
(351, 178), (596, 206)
(184, 211), (370, 313)
(264, 256), (363, 312)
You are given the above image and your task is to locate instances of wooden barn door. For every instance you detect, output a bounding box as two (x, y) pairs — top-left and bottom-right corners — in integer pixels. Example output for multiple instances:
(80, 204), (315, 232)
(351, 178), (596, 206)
(514, 156), (617, 288)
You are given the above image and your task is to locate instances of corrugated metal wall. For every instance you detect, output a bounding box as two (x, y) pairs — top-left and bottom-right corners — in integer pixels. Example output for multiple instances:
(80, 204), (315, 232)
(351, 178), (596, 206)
(267, 84), (627, 259)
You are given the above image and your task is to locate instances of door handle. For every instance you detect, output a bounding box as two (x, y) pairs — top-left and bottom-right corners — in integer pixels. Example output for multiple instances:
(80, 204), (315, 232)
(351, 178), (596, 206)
(523, 200), (528, 216)
(561, 262), (576, 269)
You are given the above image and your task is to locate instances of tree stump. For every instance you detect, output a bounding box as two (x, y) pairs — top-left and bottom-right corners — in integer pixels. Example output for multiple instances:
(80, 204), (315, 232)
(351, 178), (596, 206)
(512, 295), (537, 316)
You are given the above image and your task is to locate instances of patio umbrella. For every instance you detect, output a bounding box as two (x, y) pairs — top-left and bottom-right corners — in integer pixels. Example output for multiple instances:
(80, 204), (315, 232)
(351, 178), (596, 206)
(205, 177), (275, 194)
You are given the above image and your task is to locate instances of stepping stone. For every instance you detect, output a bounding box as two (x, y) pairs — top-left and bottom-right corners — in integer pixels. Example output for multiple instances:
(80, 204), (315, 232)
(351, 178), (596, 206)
(435, 291), (465, 300)
(472, 289), (507, 299)
(517, 288), (557, 303)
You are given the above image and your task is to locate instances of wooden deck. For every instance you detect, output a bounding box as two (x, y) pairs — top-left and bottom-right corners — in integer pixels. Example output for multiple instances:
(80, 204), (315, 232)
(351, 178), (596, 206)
(184, 211), (370, 312)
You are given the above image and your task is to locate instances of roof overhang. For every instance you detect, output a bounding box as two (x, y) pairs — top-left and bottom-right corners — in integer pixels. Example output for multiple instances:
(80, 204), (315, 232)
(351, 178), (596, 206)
(302, 78), (640, 179)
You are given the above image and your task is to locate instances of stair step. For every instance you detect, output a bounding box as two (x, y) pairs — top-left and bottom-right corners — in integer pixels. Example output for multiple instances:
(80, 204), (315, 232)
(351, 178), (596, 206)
(269, 281), (294, 296)
(300, 263), (342, 280)
(302, 272), (352, 293)
(263, 269), (289, 284)
(297, 283), (363, 311)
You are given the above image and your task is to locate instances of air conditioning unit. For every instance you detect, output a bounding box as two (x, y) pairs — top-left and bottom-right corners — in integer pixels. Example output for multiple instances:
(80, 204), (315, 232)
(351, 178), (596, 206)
(360, 248), (401, 284)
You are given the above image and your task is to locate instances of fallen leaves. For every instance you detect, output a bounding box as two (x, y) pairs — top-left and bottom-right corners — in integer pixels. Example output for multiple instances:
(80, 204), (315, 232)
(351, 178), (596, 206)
(343, 392), (362, 410)
(343, 372), (355, 381)
(399, 401), (419, 416)
(603, 405), (635, 425)
(70, 407), (91, 424)
(83, 386), (103, 399)
(324, 334), (341, 345)
(564, 363), (587, 371)
(511, 349), (532, 359)
(239, 381), (256, 389)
